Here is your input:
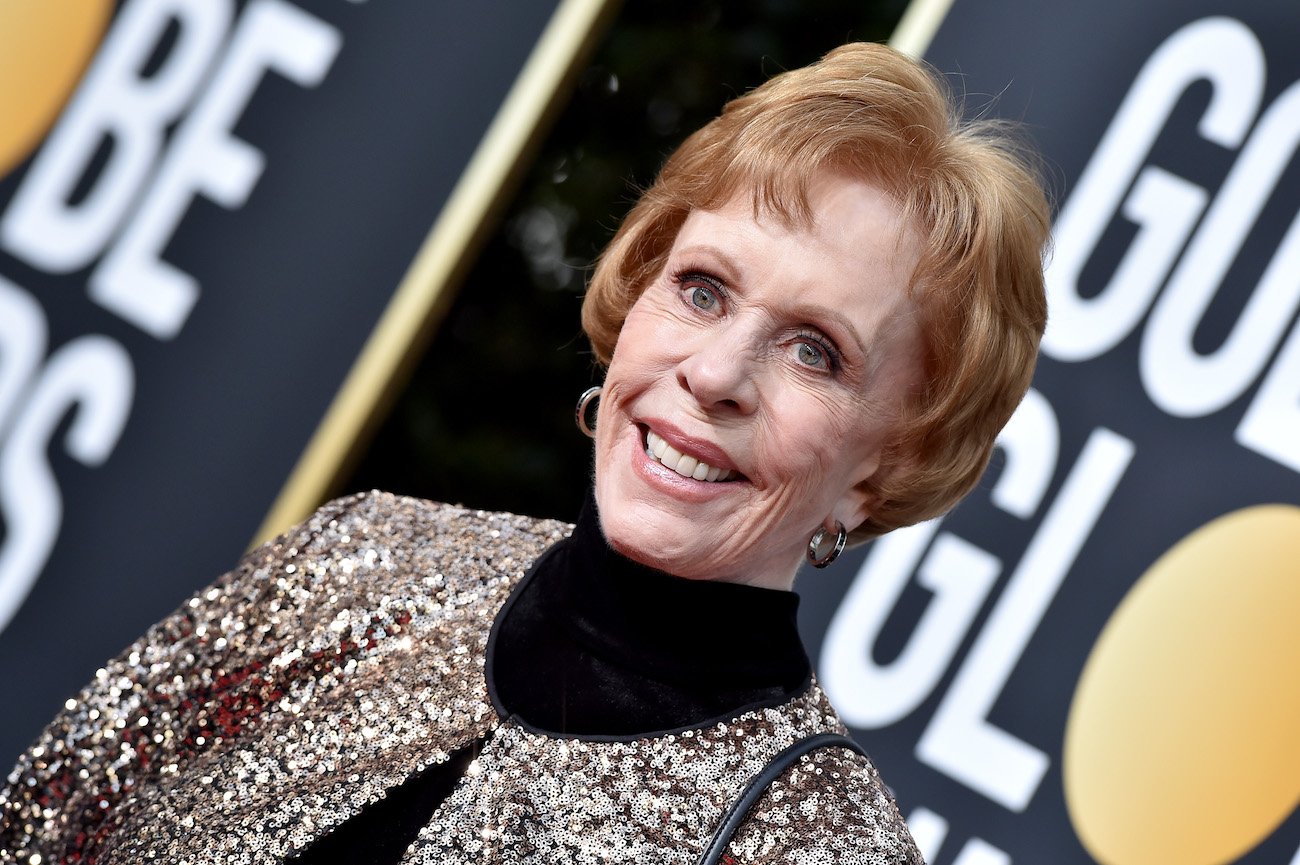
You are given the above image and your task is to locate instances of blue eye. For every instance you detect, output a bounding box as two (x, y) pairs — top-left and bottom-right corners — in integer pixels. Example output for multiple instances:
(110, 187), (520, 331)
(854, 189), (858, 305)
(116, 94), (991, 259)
(690, 286), (718, 310)
(793, 331), (840, 372)
(796, 342), (827, 368)
(674, 270), (726, 312)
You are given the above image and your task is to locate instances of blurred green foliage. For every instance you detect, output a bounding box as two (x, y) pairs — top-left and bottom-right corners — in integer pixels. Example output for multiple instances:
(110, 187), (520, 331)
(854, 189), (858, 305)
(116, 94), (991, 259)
(342, 0), (908, 522)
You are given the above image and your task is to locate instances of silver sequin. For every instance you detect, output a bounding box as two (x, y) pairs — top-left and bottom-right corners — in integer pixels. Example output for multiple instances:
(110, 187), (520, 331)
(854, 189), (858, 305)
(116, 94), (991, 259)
(0, 492), (922, 864)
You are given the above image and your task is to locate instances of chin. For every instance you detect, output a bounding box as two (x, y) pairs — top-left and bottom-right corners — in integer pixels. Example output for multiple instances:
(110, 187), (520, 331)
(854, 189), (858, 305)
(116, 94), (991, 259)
(591, 405), (804, 588)
(596, 499), (707, 579)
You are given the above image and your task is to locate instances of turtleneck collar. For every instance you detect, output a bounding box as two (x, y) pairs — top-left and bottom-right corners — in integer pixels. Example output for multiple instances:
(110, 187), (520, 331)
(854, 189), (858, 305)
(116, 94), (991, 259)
(488, 490), (811, 737)
(561, 490), (808, 685)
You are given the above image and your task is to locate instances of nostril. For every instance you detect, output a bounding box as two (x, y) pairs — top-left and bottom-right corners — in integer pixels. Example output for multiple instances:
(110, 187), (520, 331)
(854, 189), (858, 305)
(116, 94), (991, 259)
(677, 347), (758, 413)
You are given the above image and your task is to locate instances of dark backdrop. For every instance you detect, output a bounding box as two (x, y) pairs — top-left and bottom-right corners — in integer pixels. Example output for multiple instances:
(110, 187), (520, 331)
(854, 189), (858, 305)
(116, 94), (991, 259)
(339, 0), (908, 521)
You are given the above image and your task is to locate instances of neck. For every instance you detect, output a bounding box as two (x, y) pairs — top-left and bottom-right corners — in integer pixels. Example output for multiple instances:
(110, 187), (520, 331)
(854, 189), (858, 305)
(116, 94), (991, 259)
(487, 489), (812, 735)
(602, 533), (802, 591)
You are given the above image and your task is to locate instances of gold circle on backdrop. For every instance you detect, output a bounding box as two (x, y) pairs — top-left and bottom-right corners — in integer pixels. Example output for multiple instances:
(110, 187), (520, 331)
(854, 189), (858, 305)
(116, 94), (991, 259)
(0, 0), (113, 180)
(1063, 505), (1300, 865)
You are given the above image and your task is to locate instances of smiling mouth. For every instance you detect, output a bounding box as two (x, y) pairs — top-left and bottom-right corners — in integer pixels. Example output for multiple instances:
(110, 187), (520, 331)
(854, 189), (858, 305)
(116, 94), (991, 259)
(643, 428), (742, 482)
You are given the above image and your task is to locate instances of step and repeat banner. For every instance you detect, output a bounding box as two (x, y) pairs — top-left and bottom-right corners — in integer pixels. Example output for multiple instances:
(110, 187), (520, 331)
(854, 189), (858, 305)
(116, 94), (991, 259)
(3, 1), (1296, 862)
(801, 2), (1300, 865)
(0, 0), (608, 762)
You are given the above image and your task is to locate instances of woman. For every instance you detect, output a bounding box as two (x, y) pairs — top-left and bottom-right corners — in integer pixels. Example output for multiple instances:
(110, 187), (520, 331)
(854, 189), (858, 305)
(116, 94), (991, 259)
(0, 42), (1048, 864)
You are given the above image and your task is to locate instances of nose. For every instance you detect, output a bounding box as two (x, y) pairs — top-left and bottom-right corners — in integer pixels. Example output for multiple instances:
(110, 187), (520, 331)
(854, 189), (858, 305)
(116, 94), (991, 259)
(676, 333), (760, 414)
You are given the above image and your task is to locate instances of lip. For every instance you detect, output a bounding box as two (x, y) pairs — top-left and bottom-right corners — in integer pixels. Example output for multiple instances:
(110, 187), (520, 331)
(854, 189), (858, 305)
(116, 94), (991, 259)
(637, 418), (743, 475)
(625, 419), (747, 503)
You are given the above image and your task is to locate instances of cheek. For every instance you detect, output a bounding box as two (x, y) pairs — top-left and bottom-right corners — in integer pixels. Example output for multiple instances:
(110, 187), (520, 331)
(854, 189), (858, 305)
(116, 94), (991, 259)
(606, 305), (678, 378)
(592, 380), (630, 468)
(755, 388), (883, 491)
(592, 351), (659, 477)
(754, 393), (847, 474)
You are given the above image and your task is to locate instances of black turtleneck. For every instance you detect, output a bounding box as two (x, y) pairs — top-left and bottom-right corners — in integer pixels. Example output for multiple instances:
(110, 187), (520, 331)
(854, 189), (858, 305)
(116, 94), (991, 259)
(290, 493), (812, 863)
(489, 490), (810, 734)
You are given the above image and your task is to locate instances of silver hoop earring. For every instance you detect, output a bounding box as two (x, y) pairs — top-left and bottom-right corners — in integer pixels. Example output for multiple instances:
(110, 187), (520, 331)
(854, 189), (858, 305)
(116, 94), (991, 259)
(575, 386), (602, 438)
(807, 522), (847, 568)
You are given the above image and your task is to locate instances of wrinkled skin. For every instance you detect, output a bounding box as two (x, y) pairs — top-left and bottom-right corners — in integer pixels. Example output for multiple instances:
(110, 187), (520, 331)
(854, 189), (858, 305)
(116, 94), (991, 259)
(594, 169), (924, 590)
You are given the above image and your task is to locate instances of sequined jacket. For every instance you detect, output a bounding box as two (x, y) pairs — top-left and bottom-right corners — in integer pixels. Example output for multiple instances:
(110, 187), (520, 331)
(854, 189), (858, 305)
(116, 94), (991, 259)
(1, 492), (923, 865)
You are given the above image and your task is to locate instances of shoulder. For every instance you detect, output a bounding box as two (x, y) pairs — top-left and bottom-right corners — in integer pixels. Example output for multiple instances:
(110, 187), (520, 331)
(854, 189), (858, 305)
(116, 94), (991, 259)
(223, 490), (575, 653)
(729, 747), (924, 864)
(315, 491), (574, 619)
(728, 688), (925, 864)
(307, 490), (573, 580)
(281, 489), (571, 548)
(132, 491), (571, 654)
(0, 491), (572, 862)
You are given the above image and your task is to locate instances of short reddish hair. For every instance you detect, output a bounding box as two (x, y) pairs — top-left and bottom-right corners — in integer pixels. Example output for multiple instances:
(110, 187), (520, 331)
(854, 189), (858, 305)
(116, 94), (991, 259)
(581, 42), (1050, 540)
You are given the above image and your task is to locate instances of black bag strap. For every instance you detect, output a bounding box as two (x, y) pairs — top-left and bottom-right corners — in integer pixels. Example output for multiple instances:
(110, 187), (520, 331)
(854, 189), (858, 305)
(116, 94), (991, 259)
(696, 732), (867, 865)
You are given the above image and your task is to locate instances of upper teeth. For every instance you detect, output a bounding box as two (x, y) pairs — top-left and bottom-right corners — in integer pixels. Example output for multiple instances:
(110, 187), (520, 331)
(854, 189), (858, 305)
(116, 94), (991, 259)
(645, 430), (736, 482)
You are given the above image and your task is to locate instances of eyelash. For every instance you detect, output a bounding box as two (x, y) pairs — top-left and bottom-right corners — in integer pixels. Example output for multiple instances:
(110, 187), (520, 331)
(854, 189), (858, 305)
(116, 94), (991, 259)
(673, 270), (725, 307)
(794, 330), (841, 372)
(671, 268), (842, 374)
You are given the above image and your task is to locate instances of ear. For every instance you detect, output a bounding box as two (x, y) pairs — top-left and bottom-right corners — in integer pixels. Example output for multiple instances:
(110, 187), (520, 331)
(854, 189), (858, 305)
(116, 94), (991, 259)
(830, 450), (883, 535)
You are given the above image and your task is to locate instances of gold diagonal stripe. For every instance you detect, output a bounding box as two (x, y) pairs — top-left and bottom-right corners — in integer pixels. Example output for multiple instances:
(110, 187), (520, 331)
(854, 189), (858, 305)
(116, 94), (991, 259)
(253, 0), (617, 545)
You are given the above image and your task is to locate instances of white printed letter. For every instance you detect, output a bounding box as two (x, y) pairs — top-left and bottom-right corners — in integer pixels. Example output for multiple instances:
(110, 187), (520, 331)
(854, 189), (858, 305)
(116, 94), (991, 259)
(1238, 317), (1300, 473)
(90, 0), (341, 338)
(821, 390), (1059, 728)
(916, 428), (1134, 811)
(0, 0), (233, 271)
(0, 337), (134, 635)
(1042, 17), (1264, 362)
(1142, 79), (1300, 416)
(0, 277), (48, 435)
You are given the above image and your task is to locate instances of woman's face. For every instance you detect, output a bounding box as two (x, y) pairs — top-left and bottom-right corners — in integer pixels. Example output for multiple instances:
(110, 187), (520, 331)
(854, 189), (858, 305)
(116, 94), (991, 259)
(593, 170), (924, 590)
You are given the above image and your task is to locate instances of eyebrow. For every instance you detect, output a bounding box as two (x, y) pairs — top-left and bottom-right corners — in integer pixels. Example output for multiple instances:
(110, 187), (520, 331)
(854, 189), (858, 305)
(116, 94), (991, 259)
(675, 243), (745, 286)
(674, 242), (872, 360)
(791, 304), (870, 360)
